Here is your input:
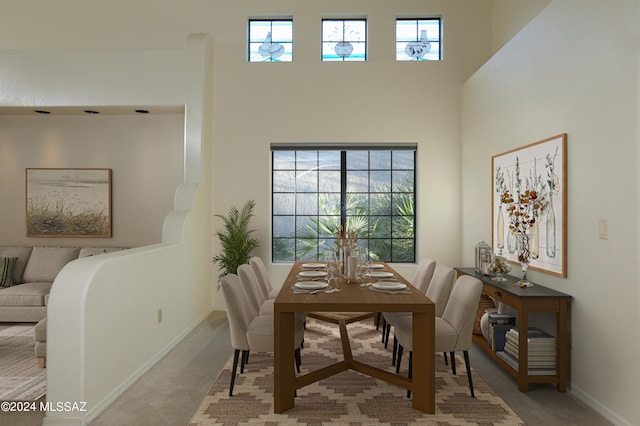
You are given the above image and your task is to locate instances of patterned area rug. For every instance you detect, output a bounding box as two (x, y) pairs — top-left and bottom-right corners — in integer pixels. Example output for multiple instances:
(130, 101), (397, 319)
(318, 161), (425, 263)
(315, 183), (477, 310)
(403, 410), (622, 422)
(190, 318), (524, 425)
(0, 323), (46, 401)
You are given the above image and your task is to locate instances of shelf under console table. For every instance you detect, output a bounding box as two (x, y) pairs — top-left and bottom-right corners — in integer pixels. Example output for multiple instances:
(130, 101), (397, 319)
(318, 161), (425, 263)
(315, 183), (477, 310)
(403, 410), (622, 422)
(455, 267), (572, 392)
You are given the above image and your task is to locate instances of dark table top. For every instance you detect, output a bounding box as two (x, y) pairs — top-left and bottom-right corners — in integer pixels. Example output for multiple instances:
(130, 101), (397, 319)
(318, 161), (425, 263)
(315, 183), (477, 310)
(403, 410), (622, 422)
(455, 267), (572, 300)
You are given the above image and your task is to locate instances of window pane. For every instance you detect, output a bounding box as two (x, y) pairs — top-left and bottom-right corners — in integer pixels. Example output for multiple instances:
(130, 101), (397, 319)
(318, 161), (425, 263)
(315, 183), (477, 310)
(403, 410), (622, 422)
(273, 193), (295, 215)
(392, 151), (415, 169)
(296, 193), (318, 215)
(249, 19), (293, 62)
(273, 238), (295, 261)
(392, 239), (414, 262)
(370, 193), (391, 215)
(393, 171), (414, 192)
(347, 151), (368, 169)
(346, 170), (368, 193)
(370, 170), (391, 192)
(322, 19), (367, 62)
(273, 151), (296, 169)
(296, 170), (317, 192)
(319, 171), (341, 192)
(319, 151), (341, 169)
(396, 18), (441, 61)
(370, 150), (391, 169)
(273, 170), (295, 192)
(273, 216), (295, 237)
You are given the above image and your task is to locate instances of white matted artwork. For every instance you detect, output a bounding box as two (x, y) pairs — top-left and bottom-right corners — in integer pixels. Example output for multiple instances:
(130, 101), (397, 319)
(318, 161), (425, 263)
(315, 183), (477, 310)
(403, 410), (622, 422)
(492, 134), (567, 277)
(26, 168), (112, 238)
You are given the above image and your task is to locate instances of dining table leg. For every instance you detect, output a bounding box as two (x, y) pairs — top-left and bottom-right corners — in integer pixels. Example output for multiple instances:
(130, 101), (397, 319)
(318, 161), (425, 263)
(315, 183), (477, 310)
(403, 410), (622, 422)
(411, 310), (435, 414)
(274, 310), (295, 413)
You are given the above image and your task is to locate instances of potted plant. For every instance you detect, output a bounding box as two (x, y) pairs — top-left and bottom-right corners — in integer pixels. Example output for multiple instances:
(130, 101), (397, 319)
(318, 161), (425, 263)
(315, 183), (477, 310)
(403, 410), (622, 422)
(212, 200), (260, 287)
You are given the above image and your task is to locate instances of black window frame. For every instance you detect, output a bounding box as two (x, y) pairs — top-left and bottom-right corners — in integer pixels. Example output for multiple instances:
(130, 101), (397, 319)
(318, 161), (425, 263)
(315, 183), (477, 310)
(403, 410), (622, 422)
(271, 143), (417, 263)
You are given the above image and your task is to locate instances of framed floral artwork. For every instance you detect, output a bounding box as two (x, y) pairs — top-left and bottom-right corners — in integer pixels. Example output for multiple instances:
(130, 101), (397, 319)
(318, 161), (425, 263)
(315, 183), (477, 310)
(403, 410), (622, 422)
(26, 168), (112, 237)
(492, 134), (567, 277)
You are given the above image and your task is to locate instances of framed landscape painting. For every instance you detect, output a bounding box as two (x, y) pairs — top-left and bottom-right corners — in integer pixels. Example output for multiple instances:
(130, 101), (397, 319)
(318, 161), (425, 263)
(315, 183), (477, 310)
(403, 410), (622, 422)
(491, 134), (567, 277)
(26, 168), (112, 238)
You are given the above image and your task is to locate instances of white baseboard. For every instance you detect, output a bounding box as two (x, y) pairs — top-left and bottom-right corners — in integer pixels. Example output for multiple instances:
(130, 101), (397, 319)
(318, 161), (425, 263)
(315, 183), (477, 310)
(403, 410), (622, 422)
(42, 308), (214, 426)
(570, 384), (631, 426)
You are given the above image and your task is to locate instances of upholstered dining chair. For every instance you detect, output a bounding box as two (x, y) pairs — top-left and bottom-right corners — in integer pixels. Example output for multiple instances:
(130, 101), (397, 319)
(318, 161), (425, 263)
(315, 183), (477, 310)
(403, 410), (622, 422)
(221, 273), (304, 396)
(238, 263), (274, 316)
(239, 262), (306, 331)
(385, 264), (455, 365)
(380, 257), (436, 343)
(394, 274), (483, 397)
(249, 256), (279, 299)
(412, 257), (437, 294)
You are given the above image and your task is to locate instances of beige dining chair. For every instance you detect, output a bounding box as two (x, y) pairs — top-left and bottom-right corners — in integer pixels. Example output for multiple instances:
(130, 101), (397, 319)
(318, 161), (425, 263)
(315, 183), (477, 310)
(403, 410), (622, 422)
(249, 256), (279, 299)
(238, 263), (274, 316)
(380, 257), (436, 344)
(221, 273), (304, 396)
(385, 264), (455, 365)
(394, 274), (483, 397)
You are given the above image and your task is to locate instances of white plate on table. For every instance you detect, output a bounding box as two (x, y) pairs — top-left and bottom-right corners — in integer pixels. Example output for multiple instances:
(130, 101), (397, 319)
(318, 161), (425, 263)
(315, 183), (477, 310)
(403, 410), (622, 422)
(372, 282), (407, 291)
(366, 271), (395, 279)
(298, 270), (327, 278)
(301, 263), (325, 269)
(295, 281), (329, 290)
(368, 264), (385, 269)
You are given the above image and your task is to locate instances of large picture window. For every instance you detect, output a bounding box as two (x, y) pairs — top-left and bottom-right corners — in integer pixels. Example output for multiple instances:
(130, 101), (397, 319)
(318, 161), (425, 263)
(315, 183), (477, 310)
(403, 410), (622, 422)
(272, 144), (416, 263)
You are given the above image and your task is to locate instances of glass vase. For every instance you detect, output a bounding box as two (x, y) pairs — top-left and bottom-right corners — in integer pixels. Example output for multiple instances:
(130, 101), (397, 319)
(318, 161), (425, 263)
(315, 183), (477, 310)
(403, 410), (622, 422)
(546, 193), (556, 258)
(516, 233), (533, 287)
(507, 227), (516, 254)
(496, 204), (505, 255)
(530, 221), (539, 260)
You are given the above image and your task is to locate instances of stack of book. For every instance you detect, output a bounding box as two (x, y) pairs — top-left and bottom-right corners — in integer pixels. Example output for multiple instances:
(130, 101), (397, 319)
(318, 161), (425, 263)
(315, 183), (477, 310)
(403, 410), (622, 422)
(497, 327), (557, 375)
(487, 312), (516, 352)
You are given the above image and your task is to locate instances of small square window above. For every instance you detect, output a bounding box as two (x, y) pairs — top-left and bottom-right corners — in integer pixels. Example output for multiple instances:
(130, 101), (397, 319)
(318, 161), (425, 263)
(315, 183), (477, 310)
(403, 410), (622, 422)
(322, 19), (367, 62)
(396, 18), (441, 61)
(248, 19), (293, 62)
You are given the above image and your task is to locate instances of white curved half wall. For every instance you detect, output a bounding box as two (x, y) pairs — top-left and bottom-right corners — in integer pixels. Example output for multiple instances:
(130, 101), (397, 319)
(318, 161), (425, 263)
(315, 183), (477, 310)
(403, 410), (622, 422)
(0, 34), (213, 425)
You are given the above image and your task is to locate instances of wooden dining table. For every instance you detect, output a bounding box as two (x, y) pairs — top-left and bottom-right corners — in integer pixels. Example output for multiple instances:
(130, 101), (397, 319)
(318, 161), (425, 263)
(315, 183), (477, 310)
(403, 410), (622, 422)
(273, 261), (436, 414)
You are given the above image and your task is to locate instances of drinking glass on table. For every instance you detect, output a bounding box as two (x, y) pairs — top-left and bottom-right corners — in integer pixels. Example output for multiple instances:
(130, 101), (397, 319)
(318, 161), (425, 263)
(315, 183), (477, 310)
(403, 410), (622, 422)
(324, 250), (340, 286)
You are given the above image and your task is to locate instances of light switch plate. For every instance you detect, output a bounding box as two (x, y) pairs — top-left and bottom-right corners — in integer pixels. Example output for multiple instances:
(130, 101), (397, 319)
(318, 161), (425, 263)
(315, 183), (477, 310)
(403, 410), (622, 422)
(598, 219), (608, 240)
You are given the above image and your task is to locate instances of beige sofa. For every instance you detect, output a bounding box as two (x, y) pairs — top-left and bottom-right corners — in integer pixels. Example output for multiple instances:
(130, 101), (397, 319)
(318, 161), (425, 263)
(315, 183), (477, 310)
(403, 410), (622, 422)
(0, 246), (126, 367)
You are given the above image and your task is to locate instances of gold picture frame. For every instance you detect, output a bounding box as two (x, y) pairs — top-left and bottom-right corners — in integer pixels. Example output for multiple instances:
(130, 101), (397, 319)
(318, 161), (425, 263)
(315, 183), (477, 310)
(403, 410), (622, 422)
(26, 168), (112, 238)
(491, 134), (567, 277)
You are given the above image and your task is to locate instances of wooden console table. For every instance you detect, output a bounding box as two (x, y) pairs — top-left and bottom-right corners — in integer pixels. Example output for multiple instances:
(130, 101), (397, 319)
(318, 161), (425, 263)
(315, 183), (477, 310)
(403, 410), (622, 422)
(455, 267), (572, 392)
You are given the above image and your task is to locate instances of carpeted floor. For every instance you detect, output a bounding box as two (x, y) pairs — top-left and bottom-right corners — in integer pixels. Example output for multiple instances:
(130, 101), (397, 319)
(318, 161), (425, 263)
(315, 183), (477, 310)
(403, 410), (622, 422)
(0, 323), (46, 401)
(190, 317), (524, 425)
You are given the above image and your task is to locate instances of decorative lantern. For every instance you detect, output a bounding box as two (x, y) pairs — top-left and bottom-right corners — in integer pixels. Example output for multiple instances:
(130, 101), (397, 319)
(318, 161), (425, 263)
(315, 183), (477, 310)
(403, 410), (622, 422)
(475, 241), (493, 275)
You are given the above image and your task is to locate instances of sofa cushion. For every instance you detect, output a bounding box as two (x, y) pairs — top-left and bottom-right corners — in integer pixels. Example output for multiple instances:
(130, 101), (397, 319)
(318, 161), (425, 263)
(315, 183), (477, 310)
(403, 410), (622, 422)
(0, 247), (33, 284)
(22, 247), (80, 283)
(1, 257), (18, 287)
(0, 282), (52, 306)
(78, 247), (126, 258)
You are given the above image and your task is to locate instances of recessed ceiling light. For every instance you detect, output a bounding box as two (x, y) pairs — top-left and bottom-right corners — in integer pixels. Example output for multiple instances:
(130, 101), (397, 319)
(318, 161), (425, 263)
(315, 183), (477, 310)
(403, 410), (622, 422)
(84, 110), (100, 114)
(135, 109), (149, 114)
(34, 110), (51, 114)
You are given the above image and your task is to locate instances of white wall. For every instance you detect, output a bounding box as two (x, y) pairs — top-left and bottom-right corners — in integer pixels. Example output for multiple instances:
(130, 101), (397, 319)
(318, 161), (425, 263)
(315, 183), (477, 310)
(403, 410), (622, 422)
(491, 0), (552, 52)
(0, 35), (214, 425)
(462, 1), (639, 425)
(209, 1), (495, 293)
(0, 113), (184, 247)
